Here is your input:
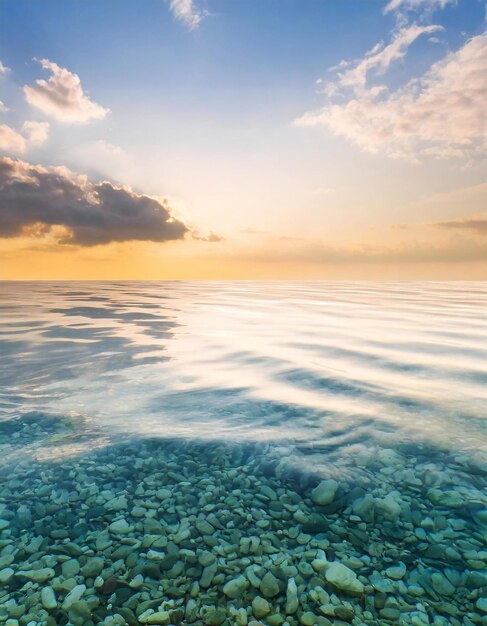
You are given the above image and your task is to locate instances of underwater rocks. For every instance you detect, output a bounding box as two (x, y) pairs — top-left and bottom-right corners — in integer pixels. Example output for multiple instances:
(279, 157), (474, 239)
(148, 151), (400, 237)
(322, 562), (364, 594)
(385, 563), (407, 580)
(109, 519), (134, 534)
(310, 479), (339, 506)
(16, 567), (55, 583)
(476, 597), (487, 613)
(252, 596), (271, 619)
(0, 567), (14, 584)
(40, 586), (58, 610)
(223, 576), (249, 599)
(285, 578), (299, 614)
(260, 572), (280, 598)
(0, 438), (486, 626)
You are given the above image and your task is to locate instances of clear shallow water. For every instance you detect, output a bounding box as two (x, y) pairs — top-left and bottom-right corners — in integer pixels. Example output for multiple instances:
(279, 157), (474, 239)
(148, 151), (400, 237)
(1, 281), (486, 466)
(1, 282), (487, 626)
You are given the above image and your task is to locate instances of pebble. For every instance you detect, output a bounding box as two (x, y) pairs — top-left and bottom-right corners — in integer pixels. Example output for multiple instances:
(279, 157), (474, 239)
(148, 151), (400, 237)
(324, 562), (364, 594)
(147, 549), (166, 560)
(203, 608), (227, 625)
(68, 600), (92, 625)
(370, 572), (394, 593)
(311, 479), (339, 505)
(223, 575), (249, 598)
(386, 563), (406, 580)
(476, 598), (487, 613)
(285, 577), (299, 614)
(62, 584), (86, 610)
(80, 556), (104, 577)
(41, 587), (58, 609)
(253, 596), (271, 618)
(431, 572), (455, 596)
(129, 573), (144, 588)
(17, 567), (55, 582)
(62, 559), (80, 578)
(0, 567), (14, 584)
(109, 519), (133, 534)
(146, 611), (171, 625)
(260, 571), (280, 597)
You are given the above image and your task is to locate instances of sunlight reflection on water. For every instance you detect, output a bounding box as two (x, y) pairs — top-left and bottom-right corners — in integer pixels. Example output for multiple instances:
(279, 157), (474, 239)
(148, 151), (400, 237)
(1, 281), (486, 467)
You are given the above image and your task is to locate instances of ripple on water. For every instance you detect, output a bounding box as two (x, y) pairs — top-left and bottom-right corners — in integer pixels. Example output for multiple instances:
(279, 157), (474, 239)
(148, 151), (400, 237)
(1, 281), (487, 460)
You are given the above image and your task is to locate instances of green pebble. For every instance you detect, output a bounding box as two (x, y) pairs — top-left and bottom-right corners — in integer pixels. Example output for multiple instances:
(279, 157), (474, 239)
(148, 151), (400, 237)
(252, 596), (271, 618)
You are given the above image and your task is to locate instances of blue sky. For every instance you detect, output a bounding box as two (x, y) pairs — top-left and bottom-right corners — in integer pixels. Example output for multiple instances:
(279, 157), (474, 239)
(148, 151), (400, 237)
(2, 1), (483, 122)
(0, 0), (486, 278)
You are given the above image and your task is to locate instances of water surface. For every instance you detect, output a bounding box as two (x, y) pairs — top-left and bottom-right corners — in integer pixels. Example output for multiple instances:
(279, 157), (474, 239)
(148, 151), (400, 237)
(1, 281), (486, 466)
(1, 282), (486, 626)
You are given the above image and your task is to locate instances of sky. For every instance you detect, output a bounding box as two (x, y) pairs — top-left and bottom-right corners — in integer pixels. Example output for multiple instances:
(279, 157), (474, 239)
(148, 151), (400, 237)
(0, 0), (486, 279)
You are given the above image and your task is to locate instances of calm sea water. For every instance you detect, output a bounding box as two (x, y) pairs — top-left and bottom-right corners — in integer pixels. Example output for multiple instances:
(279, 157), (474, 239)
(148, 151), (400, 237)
(1, 281), (486, 469)
(2, 281), (487, 625)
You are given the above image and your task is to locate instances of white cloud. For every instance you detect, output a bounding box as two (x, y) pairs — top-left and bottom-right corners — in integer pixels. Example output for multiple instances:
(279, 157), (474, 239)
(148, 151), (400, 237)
(167, 0), (204, 29)
(21, 121), (50, 147)
(329, 24), (442, 94)
(0, 102), (8, 113)
(0, 60), (10, 76)
(0, 125), (28, 154)
(95, 139), (124, 156)
(0, 121), (50, 154)
(384, 0), (456, 16)
(71, 139), (128, 178)
(296, 30), (487, 161)
(24, 59), (110, 124)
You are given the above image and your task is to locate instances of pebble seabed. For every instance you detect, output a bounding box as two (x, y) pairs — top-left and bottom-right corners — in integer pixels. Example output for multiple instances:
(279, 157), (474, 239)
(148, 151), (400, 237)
(0, 436), (486, 626)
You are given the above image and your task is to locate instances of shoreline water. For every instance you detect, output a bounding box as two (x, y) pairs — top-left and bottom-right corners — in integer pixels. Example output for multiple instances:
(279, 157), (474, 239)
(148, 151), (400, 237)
(1, 436), (486, 626)
(1, 282), (486, 625)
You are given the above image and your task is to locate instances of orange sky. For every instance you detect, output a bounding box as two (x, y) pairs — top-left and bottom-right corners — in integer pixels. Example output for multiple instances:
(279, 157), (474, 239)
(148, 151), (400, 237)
(1, 1), (486, 279)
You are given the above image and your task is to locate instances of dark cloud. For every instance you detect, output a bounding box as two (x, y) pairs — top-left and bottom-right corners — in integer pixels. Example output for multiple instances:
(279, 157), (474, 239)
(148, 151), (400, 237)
(434, 217), (487, 235)
(0, 157), (191, 246)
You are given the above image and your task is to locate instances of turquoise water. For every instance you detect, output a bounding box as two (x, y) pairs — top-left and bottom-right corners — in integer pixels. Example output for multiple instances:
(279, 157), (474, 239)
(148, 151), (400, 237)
(0, 281), (486, 626)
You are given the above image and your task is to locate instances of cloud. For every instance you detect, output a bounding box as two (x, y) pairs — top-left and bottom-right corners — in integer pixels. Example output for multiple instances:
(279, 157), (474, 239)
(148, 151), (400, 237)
(0, 121), (49, 154)
(23, 59), (110, 124)
(296, 30), (487, 161)
(192, 231), (223, 242)
(384, 0), (456, 17)
(434, 216), (487, 235)
(0, 60), (10, 76)
(327, 24), (442, 94)
(167, 0), (205, 29)
(0, 157), (191, 246)
(94, 139), (124, 156)
(21, 121), (50, 147)
(240, 235), (487, 265)
(0, 126), (28, 154)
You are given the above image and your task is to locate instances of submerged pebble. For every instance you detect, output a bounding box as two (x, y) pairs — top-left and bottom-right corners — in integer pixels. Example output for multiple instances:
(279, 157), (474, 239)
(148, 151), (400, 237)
(311, 479), (339, 505)
(40, 586), (58, 609)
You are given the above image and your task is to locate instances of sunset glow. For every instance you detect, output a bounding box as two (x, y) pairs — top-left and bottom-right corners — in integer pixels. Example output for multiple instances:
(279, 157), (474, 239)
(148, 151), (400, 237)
(1, 0), (486, 277)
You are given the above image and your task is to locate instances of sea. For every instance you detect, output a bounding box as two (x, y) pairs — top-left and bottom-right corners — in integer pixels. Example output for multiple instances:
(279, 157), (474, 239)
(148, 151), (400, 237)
(0, 281), (486, 625)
